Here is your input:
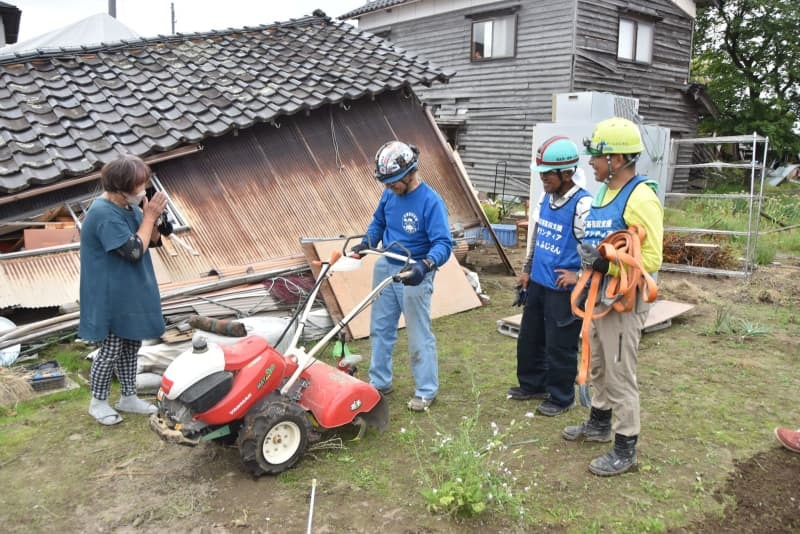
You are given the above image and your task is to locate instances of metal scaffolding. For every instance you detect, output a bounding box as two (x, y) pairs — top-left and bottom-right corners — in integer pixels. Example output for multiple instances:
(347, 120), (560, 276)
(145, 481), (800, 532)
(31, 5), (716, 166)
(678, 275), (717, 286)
(663, 133), (769, 278)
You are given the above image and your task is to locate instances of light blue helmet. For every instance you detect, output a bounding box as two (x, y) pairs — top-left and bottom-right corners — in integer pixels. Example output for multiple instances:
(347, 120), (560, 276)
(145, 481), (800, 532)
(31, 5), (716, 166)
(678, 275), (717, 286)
(532, 136), (580, 172)
(374, 141), (419, 184)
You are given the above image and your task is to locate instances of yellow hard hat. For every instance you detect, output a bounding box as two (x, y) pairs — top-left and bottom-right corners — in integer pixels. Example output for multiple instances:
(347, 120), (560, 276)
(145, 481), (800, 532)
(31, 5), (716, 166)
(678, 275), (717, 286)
(583, 117), (644, 155)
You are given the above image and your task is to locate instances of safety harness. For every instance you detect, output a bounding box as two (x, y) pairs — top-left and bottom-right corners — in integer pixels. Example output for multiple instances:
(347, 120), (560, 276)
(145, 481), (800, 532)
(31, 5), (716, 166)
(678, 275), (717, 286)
(569, 225), (658, 385)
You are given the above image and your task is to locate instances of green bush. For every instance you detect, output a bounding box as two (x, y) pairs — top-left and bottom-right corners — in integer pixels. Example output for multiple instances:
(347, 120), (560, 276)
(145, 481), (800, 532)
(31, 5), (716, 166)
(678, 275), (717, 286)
(755, 242), (776, 265)
(482, 204), (500, 224)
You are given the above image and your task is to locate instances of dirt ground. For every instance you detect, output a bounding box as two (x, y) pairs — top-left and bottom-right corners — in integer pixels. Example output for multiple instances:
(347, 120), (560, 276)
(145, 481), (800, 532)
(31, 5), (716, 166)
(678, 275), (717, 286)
(669, 449), (800, 533)
(662, 252), (800, 534)
(473, 246), (800, 534)
(2, 244), (800, 532)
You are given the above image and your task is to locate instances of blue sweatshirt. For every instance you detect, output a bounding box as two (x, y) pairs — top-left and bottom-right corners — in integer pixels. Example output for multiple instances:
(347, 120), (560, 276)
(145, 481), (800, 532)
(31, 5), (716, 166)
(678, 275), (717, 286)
(364, 182), (452, 267)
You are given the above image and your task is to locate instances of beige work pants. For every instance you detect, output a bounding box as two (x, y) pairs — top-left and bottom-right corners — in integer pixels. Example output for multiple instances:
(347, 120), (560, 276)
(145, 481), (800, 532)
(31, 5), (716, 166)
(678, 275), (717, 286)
(588, 298), (649, 437)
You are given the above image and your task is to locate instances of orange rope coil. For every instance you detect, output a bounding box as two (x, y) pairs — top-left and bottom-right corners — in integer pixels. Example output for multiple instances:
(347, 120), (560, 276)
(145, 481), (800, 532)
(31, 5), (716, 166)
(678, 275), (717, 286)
(570, 225), (658, 385)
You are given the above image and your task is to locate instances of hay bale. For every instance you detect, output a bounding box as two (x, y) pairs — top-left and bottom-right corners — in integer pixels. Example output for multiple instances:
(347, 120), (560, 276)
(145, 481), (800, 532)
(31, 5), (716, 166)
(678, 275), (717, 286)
(0, 367), (35, 407)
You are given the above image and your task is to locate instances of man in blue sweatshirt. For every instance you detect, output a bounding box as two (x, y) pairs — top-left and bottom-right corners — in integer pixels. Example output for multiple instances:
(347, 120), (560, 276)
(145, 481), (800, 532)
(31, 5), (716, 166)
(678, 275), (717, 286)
(353, 141), (452, 412)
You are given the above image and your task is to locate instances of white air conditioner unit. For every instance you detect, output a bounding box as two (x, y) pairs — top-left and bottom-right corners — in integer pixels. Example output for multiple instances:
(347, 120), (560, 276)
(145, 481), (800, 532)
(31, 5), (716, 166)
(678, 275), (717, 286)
(552, 92), (639, 123)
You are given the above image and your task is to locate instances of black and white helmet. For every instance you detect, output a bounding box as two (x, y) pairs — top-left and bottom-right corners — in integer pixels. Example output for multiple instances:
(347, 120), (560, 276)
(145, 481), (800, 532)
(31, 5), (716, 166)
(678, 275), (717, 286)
(374, 141), (419, 184)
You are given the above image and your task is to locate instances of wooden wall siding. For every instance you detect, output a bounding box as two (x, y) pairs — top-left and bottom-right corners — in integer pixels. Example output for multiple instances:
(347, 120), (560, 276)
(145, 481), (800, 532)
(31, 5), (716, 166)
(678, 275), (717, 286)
(364, 0), (577, 198)
(573, 0), (697, 190)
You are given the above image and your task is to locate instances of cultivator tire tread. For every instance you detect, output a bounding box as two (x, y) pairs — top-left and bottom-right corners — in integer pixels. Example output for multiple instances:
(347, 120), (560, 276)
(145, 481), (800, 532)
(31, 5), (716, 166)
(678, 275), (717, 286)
(237, 400), (311, 476)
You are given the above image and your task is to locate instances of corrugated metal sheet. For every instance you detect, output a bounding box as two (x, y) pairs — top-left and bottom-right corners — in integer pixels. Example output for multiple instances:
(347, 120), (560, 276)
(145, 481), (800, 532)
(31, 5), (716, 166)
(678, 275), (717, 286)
(1, 90), (487, 309)
(0, 250), (80, 309)
(153, 90), (481, 283)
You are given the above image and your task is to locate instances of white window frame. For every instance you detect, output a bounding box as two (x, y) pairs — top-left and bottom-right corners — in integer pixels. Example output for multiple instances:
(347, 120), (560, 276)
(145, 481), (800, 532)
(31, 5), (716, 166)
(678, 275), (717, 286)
(149, 172), (187, 230)
(617, 16), (654, 64)
(471, 14), (517, 61)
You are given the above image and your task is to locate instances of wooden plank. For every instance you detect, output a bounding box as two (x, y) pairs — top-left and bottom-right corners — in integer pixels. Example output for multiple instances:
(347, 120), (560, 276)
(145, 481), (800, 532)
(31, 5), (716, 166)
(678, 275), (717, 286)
(685, 243), (719, 249)
(301, 241), (345, 334)
(496, 300), (695, 339)
(642, 300), (695, 332)
(309, 239), (482, 340)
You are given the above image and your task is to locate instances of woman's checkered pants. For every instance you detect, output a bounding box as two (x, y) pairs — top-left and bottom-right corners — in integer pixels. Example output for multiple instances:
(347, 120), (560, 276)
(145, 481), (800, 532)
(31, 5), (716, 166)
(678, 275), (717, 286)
(89, 333), (142, 400)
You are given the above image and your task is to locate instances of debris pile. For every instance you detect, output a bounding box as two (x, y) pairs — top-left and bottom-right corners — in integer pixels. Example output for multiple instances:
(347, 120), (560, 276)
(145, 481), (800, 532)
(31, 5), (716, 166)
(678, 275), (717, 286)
(662, 232), (737, 269)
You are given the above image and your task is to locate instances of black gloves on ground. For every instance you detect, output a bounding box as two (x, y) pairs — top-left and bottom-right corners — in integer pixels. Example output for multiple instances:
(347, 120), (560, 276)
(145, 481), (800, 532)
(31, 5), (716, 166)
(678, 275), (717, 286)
(398, 261), (429, 286)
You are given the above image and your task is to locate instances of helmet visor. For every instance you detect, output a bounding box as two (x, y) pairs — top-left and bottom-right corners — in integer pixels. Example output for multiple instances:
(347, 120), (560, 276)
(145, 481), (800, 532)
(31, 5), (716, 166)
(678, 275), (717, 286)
(375, 162), (417, 184)
(583, 138), (604, 156)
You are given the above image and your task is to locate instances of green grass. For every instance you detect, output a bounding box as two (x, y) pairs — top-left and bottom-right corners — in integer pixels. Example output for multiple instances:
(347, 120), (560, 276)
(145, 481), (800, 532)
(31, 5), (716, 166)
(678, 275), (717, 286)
(665, 185), (800, 261)
(0, 247), (799, 531)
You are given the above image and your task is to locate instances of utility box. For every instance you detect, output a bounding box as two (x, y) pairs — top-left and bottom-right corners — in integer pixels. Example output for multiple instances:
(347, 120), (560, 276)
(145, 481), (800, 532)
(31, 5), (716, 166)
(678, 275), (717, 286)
(552, 92), (639, 123)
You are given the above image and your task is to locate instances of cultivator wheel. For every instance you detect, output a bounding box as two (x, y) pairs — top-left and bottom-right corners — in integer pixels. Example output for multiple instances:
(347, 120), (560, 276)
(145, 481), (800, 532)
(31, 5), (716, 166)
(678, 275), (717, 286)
(237, 400), (311, 476)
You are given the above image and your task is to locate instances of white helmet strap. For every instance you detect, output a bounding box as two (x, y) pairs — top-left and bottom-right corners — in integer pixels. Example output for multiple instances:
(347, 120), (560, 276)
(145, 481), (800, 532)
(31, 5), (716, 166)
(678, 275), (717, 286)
(603, 154), (639, 184)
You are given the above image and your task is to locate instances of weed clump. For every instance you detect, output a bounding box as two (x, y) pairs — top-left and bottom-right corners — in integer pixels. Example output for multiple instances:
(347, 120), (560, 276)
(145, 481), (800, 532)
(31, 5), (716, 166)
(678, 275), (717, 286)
(407, 388), (525, 520)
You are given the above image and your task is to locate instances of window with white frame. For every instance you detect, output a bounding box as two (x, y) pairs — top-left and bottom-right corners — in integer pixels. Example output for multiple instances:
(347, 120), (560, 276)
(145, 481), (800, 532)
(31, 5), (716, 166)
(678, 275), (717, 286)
(471, 14), (516, 60)
(617, 16), (653, 64)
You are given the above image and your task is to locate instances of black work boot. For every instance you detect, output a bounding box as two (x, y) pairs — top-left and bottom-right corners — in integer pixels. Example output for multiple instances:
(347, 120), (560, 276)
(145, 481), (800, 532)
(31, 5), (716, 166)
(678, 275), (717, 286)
(561, 407), (612, 442)
(588, 434), (638, 476)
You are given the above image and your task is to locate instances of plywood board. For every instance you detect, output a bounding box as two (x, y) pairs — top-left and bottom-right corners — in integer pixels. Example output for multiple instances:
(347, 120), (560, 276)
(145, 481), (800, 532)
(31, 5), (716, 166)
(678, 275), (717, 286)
(308, 239), (482, 339)
(23, 228), (80, 249)
(496, 300), (695, 339)
(641, 300), (695, 333)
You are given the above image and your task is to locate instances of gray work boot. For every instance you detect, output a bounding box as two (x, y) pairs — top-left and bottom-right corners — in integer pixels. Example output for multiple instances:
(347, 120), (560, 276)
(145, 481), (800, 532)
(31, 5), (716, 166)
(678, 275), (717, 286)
(589, 434), (638, 476)
(562, 407), (612, 442)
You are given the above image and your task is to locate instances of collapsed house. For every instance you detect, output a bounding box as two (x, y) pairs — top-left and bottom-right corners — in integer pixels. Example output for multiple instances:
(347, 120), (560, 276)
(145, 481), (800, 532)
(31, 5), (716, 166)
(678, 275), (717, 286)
(0, 11), (509, 334)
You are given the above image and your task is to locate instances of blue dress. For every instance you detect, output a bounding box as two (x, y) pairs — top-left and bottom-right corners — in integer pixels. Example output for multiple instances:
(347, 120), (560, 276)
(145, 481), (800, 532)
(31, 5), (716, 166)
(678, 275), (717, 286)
(78, 198), (165, 341)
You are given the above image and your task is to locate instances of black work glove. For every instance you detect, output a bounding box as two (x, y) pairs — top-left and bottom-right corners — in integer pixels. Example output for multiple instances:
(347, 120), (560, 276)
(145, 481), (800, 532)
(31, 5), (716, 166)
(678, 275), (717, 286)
(397, 261), (430, 286)
(350, 241), (369, 256)
(157, 212), (174, 236)
(512, 285), (528, 307)
(577, 243), (609, 274)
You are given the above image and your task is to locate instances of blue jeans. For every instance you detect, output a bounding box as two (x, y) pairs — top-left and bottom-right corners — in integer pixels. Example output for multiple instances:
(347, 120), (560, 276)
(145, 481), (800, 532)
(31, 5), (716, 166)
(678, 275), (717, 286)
(368, 256), (438, 399)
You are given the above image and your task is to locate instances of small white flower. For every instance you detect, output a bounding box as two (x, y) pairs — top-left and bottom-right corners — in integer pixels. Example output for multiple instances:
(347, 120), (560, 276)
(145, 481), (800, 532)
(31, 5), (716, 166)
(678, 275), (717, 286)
(400, 427), (406, 433)
(524, 412), (535, 418)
